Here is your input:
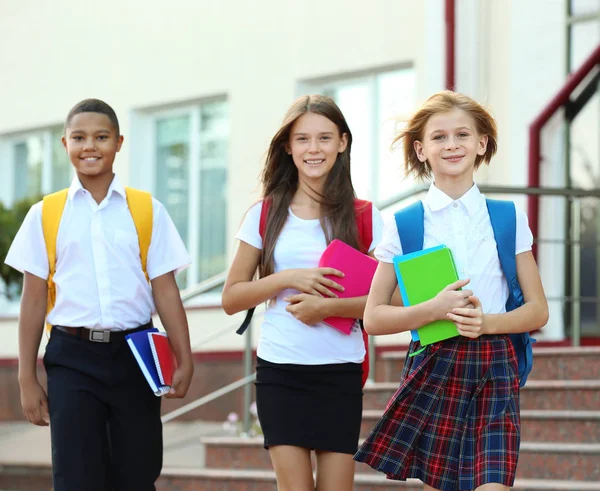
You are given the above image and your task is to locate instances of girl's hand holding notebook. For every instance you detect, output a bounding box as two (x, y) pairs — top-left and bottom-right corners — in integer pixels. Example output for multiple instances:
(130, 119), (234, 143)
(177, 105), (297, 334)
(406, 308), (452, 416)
(393, 245), (468, 353)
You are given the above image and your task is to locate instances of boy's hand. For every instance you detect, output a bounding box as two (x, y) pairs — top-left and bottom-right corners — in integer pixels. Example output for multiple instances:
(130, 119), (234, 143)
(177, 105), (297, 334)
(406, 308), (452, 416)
(284, 293), (327, 325)
(20, 379), (49, 426)
(166, 363), (194, 399)
(447, 295), (486, 338)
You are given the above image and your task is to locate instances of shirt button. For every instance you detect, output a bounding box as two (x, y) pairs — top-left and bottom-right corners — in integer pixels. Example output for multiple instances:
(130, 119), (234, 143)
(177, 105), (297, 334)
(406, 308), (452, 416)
(453, 202), (458, 208)
(460, 268), (466, 275)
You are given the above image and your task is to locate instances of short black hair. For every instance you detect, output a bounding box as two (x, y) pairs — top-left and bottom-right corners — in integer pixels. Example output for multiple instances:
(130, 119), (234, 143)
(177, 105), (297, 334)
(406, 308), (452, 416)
(65, 98), (120, 136)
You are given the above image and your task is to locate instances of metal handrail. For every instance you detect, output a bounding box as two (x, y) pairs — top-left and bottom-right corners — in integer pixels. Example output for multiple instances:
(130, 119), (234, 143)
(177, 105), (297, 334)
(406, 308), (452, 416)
(161, 373), (257, 424)
(180, 271), (228, 302)
(190, 311), (264, 351)
(177, 185), (600, 307)
(380, 184), (600, 210)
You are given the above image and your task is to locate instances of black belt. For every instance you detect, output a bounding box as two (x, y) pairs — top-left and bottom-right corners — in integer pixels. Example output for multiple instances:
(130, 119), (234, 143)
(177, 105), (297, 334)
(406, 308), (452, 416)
(53, 321), (153, 343)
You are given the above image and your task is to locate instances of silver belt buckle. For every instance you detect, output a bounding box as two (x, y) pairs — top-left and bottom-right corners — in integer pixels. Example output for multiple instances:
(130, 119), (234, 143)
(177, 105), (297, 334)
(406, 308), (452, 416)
(89, 329), (110, 343)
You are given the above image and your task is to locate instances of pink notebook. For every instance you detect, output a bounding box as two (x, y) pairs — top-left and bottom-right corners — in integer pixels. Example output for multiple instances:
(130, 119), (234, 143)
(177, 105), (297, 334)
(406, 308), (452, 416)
(318, 239), (378, 335)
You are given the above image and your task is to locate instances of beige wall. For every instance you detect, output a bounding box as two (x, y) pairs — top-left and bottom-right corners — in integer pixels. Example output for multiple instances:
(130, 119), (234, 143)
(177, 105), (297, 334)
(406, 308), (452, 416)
(0, 0), (427, 354)
(0, 0), (427, 252)
(0, 0), (580, 354)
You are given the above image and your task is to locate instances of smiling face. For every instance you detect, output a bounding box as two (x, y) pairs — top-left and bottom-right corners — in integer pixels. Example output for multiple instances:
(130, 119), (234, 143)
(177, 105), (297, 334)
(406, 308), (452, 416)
(413, 108), (488, 185)
(286, 112), (348, 189)
(62, 112), (123, 180)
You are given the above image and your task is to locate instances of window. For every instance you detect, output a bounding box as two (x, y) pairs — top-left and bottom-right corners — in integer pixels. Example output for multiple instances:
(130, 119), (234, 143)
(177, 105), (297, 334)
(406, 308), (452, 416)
(567, 1), (600, 335)
(135, 99), (229, 290)
(0, 127), (71, 206)
(570, 0), (600, 16)
(300, 66), (417, 204)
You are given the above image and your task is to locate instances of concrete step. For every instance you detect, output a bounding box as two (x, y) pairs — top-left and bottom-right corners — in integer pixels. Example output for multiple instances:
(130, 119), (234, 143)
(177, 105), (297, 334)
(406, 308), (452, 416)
(157, 468), (600, 490)
(3, 463), (600, 490)
(202, 437), (600, 481)
(381, 347), (600, 382)
(360, 409), (600, 442)
(363, 380), (600, 411)
(0, 464), (53, 491)
(158, 468), (424, 490)
(518, 442), (600, 481)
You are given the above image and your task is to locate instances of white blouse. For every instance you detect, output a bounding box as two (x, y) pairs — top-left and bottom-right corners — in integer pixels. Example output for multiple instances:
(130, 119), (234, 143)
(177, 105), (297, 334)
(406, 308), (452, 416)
(376, 183), (533, 317)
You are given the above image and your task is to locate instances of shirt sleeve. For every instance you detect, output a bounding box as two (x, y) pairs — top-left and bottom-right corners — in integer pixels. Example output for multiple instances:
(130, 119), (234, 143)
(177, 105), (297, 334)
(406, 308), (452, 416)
(235, 201), (263, 250)
(374, 214), (403, 263)
(369, 205), (385, 252)
(4, 201), (49, 280)
(515, 206), (534, 255)
(146, 199), (192, 280)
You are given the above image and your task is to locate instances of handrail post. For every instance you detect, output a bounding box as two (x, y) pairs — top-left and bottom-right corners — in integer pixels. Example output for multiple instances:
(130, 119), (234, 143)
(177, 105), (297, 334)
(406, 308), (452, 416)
(368, 334), (376, 383)
(571, 198), (581, 347)
(242, 318), (253, 435)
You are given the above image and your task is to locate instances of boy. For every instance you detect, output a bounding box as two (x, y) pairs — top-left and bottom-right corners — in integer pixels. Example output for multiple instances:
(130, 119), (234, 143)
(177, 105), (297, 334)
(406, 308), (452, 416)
(5, 99), (194, 491)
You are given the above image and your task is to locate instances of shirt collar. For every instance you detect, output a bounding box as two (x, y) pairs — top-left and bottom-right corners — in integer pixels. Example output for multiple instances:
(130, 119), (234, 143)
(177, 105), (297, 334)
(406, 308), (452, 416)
(424, 182), (483, 217)
(67, 174), (126, 202)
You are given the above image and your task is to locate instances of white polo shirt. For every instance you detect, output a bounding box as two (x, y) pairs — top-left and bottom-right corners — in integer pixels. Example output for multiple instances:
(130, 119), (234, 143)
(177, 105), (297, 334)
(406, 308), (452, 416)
(5, 175), (191, 330)
(375, 182), (533, 316)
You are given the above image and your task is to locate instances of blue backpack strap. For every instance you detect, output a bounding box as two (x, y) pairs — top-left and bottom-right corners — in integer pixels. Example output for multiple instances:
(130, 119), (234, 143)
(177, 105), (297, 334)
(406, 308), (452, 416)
(394, 201), (425, 344)
(394, 200), (424, 254)
(486, 199), (533, 387)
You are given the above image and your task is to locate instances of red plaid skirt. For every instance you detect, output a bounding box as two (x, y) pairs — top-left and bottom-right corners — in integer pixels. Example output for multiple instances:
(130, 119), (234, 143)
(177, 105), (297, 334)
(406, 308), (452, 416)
(355, 335), (520, 491)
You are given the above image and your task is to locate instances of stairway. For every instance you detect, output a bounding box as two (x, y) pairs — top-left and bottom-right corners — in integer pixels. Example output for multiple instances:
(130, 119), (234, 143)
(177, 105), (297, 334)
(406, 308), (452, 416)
(157, 346), (600, 490)
(1, 347), (599, 490)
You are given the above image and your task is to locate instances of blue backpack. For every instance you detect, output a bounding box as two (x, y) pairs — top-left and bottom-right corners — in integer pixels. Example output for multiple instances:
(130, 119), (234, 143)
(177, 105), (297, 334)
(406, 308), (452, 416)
(394, 199), (534, 387)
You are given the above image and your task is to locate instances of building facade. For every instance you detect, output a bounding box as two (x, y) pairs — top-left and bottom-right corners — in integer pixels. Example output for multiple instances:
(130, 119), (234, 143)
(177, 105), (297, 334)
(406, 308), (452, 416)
(0, 0), (598, 358)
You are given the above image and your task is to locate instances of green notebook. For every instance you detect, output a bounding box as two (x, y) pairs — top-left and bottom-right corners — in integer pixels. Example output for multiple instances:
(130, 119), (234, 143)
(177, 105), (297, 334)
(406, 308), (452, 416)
(393, 245), (460, 350)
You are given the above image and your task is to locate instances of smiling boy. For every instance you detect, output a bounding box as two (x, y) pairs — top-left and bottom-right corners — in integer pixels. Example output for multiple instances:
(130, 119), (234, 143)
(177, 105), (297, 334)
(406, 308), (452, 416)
(5, 99), (194, 491)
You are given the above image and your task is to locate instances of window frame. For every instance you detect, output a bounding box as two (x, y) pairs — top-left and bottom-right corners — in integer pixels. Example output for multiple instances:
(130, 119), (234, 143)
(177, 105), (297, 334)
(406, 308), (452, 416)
(298, 63), (417, 203)
(0, 128), (70, 207)
(132, 98), (229, 299)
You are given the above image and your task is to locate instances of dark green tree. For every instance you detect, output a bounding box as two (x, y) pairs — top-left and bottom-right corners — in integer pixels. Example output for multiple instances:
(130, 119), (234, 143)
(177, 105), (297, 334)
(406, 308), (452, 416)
(0, 196), (42, 299)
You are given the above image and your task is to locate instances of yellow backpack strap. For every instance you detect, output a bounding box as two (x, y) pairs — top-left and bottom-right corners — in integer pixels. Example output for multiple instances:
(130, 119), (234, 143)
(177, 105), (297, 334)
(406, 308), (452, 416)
(41, 189), (69, 333)
(124, 187), (153, 282)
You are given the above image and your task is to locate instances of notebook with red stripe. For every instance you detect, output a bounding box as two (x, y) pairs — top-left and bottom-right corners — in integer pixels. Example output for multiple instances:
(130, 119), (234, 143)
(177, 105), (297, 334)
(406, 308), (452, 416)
(147, 332), (177, 387)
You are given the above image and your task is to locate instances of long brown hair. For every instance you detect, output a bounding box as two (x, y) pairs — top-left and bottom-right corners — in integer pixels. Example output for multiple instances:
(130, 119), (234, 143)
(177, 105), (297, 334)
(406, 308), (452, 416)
(393, 90), (498, 180)
(259, 95), (359, 278)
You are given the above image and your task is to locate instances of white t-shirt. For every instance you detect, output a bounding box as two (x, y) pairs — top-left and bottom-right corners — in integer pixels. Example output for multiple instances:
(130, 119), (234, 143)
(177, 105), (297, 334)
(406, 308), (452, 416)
(5, 175), (191, 330)
(376, 183), (533, 320)
(236, 201), (384, 365)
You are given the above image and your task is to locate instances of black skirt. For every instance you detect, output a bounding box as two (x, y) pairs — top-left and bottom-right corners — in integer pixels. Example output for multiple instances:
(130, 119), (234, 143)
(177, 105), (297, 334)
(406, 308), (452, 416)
(255, 356), (363, 455)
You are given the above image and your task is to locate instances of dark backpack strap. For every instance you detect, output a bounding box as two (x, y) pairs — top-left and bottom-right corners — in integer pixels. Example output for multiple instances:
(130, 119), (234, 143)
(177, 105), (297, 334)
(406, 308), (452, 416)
(236, 199), (270, 336)
(236, 307), (256, 335)
(394, 201), (424, 254)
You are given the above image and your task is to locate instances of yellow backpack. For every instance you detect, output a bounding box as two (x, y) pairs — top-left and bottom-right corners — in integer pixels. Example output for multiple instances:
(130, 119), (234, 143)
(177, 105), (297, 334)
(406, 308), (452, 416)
(41, 187), (153, 332)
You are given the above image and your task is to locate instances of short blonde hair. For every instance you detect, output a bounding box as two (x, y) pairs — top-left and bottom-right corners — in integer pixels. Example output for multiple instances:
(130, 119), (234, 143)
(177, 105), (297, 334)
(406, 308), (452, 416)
(393, 91), (498, 180)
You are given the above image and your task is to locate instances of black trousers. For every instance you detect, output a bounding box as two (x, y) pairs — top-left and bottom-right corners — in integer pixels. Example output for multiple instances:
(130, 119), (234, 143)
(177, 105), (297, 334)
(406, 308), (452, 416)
(43, 327), (162, 491)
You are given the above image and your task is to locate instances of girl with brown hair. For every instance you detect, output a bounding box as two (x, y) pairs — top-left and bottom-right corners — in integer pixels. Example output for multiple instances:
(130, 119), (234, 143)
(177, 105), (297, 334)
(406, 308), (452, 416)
(222, 94), (383, 490)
